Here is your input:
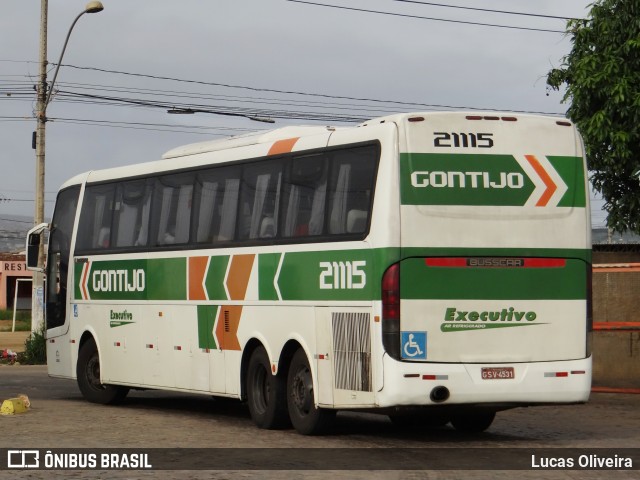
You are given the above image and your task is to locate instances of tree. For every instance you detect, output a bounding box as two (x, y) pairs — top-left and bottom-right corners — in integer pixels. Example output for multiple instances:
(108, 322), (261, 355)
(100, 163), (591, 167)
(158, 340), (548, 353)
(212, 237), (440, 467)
(547, 0), (640, 233)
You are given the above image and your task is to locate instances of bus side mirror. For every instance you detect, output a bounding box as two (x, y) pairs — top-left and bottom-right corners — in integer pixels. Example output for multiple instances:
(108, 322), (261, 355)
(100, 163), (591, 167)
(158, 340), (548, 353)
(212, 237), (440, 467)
(26, 223), (49, 272)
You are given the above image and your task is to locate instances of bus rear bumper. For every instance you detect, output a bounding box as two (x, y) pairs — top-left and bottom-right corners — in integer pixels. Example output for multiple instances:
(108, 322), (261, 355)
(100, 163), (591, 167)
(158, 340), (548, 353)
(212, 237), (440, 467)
(377, 355), (592, 408)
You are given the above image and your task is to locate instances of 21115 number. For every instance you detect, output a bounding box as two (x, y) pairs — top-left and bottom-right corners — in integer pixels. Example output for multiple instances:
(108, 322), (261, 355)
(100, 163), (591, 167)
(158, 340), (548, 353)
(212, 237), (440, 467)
(319, 261), (366, 290)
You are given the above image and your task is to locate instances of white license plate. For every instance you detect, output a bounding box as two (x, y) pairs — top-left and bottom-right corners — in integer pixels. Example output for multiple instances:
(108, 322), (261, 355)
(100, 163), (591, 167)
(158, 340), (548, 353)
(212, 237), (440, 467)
(481, 367), (515, 380)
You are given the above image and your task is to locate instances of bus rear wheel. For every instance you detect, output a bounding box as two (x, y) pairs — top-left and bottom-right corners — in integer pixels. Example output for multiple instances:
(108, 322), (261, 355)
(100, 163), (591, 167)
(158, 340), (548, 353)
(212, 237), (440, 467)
(246, 346), (289, 429)
(287, 349), (335, 435)
(450, 410), (496, 433)
(76, 337), (129, 405)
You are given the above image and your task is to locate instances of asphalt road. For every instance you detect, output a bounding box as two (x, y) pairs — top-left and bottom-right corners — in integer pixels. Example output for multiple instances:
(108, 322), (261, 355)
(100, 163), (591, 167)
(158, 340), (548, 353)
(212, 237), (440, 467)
(0, 365), (639, 480)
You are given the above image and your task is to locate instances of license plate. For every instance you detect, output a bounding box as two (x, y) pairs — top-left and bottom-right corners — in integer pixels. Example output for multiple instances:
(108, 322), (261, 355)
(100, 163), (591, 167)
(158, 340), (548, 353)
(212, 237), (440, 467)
(481, 367), (515, 380)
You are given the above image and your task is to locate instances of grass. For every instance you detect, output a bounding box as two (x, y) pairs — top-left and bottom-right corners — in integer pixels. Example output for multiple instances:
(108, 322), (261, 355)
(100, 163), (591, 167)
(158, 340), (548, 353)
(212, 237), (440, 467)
(0, 309), (31, 331)
(22, 326), (46, 364)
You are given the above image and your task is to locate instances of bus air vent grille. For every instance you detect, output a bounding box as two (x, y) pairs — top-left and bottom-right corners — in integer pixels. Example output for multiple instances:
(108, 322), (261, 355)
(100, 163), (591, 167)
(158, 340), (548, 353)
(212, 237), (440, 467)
(332, 312), (372, 392)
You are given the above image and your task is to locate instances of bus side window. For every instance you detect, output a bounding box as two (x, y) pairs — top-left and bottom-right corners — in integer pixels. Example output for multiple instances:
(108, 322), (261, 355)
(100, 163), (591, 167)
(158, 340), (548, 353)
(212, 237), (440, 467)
(46, 186), (80, 330)
(76, 184), (116, 251)
(283, 154), (327, 238)
(154, 173), (194, 246)
(194, 167), (241, 244)
(238, 160), (283, 241)
(218, 177), (240, 242)
(327, 146), (377, 236)
(329, 163), (351, 234)
(113, 180), (152, 248)
(346, 209), (368, 234)
(195, 180), (219, 243)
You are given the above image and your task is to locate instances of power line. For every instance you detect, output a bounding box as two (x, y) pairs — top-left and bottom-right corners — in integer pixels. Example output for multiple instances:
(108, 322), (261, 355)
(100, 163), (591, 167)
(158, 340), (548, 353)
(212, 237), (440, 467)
(49, 117), (269, 136)
(55, 90), (373, 122)
(51, 64), (564, 116)
(386, 0), (578, 21)
(2, 61), (567, 116)
(1, 62), (567, 123)
(284, 0), (565, 33)
(56, 63), (432, 106)
(53, 81), (400, 114)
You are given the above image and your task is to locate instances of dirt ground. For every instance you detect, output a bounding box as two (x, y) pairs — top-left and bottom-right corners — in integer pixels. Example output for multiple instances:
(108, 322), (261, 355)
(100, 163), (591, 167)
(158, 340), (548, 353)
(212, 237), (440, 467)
(1, 366), (640, 479)
(0, 319), (31, 353)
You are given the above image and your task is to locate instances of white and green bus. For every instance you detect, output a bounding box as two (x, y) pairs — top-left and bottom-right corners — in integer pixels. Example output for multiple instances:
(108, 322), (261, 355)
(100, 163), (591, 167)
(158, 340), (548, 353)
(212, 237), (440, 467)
(27, 111), (592, 434)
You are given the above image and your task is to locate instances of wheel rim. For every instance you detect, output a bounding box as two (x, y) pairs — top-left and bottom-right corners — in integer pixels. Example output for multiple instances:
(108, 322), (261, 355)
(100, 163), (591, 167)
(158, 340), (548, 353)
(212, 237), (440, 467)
(291, 363), (313, 416)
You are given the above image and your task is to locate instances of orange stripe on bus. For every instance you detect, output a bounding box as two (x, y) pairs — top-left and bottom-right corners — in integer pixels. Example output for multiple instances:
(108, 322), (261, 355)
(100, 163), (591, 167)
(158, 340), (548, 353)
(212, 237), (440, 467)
(188, 256), (209, 300)
(525, 154), (557, 207)
(81, 261), (91, 300)
(215, 305), (242, 351)
(268, 137), (299, 155)
(226, 254), (255, 301)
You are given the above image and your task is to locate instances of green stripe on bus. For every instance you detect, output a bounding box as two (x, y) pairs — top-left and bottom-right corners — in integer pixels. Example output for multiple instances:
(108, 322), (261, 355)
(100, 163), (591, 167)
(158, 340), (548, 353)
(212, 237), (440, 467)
(400, 257), (587, 300)
(274, 248), (400, 301)
(259, 253), (281, 301)
(74, 262), (83, 300)
(73, 247), (588, 302)
(76, 258), (187, 301)
(147, 258), (187, 300)
(399, 153), (586, 207)
(204, 255), (230, 300)
(400, 153), (534, 206)
(197, 305), (218, 349)
(547, 156), (587, 208)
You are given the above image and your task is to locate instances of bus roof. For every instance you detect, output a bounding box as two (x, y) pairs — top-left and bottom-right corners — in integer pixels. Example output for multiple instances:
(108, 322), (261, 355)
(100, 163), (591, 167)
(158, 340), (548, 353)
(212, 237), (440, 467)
(58, 111), (572, 191)
(359, 111), (569, 126)
(161, 125), (340, 159)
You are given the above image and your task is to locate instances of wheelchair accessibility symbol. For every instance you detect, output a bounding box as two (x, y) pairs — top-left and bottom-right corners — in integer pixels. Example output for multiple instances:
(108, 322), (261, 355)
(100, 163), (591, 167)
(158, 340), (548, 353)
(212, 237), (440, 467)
(401, 331), (427, 360)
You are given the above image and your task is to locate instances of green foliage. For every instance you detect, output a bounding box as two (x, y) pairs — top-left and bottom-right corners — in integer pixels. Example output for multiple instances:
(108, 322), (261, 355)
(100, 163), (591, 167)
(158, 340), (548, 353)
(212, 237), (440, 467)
(547, 0), (640, 233)
(23, 325), (47, 365)
(0, 310), (31, 332)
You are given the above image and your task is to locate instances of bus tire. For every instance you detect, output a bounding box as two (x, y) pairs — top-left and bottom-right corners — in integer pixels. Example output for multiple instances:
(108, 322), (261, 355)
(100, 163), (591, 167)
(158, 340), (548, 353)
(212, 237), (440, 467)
(287, 348), (335, 435)
(246, 346), (289, 429)
(450, 410), (496, 433)
(76, 337), (129, 405)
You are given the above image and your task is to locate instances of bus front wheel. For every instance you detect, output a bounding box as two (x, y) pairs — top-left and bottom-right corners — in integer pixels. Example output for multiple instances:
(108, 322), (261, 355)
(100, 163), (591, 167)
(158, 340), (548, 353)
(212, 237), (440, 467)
(287, 349), (335, 435)
(76, 337), (129, 405)
(246, 346), (289, 429)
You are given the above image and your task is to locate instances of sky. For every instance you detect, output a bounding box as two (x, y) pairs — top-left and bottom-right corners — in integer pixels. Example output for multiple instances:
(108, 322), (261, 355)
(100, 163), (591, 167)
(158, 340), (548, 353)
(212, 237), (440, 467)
(0, 0), (606, 227)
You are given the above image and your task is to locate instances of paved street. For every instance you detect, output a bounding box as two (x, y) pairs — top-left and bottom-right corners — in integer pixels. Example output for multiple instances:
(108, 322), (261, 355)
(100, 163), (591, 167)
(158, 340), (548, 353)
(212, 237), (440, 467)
(0, 365), (639, 479)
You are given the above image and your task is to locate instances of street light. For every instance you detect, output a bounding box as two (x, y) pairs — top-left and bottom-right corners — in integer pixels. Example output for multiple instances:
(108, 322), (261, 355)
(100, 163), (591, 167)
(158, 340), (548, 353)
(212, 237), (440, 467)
(32, 1), (104, 332)
(45, 2), (104, 107)
(167, 107), (276, 124)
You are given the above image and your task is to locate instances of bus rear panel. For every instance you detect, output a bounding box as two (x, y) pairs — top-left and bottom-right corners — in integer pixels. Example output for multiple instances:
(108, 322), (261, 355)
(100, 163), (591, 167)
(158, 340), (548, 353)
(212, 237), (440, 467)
(379, 113), (591, 408)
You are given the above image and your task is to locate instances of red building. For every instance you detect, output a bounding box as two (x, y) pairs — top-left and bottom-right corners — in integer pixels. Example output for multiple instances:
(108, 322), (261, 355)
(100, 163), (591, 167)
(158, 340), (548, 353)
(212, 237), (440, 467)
(0, 253), (33, 311)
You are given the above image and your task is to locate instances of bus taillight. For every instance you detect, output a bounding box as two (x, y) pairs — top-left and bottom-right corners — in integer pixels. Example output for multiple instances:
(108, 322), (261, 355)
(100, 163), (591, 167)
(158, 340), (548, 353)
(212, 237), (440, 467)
(382, 263), (401, 360)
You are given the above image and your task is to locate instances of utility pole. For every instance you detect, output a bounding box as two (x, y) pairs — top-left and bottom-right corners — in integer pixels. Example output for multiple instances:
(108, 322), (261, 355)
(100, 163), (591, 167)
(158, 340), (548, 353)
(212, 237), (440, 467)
(31, 1), (104, 333)
(32, 0), (48, 333)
